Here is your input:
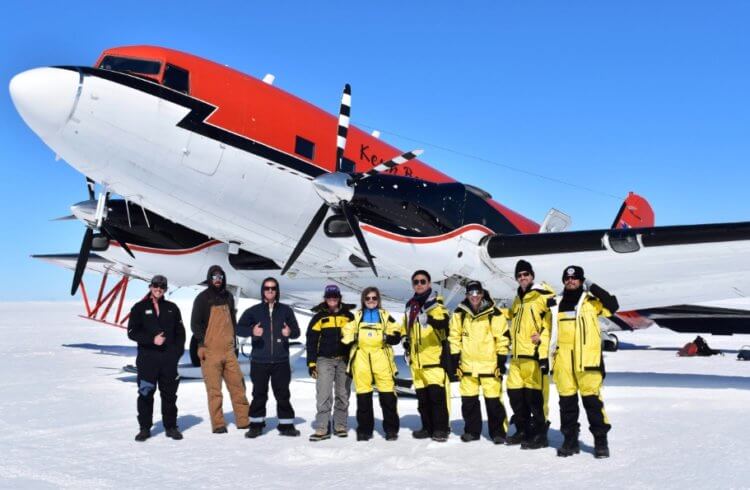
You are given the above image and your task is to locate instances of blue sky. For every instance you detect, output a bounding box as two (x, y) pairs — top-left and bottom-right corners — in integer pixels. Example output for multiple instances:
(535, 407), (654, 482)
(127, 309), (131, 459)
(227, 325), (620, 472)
(1, 1), (748, 300)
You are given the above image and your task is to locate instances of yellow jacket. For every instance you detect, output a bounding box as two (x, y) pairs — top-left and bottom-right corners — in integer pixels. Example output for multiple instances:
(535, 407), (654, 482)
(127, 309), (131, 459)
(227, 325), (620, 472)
(449, 298), (510, 376)
(510, 283), (556, 361)
(342, 309), (400, 376)
(400, 291), (450, 370)
(555, 292), (615, 372)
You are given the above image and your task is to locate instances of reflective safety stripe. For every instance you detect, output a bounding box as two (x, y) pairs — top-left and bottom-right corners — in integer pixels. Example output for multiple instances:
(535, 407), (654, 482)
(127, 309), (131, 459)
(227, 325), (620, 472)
(249, 416), (265, 423)
(278, 418), (295, 424)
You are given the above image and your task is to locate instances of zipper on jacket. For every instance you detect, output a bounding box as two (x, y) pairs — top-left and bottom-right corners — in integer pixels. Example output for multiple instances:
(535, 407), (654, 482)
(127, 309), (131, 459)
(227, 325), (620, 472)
(270, 305), (274, 357)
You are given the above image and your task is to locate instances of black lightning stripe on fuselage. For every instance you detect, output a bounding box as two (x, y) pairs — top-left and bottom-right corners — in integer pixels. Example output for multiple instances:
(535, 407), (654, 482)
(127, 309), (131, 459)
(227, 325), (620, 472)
(58, 66), (327, 179)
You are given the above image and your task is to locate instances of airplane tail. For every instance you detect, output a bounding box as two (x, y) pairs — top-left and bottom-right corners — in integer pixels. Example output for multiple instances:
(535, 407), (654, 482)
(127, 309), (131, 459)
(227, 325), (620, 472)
(611, 191), (654, 229)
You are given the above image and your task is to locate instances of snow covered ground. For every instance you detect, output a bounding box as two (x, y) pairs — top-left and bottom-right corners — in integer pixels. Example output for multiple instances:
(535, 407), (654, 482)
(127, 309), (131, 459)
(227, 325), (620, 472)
(1, 301), (749, 488)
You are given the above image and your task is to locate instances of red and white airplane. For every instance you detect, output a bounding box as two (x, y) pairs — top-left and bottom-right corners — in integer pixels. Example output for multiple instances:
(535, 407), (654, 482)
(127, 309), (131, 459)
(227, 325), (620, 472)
(10, 45), (750, 344)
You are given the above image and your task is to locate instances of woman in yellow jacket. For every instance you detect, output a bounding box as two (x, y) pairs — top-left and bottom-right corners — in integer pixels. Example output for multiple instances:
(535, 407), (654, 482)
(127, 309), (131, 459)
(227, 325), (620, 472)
(449, 281), (511, 444)
(341, 287), (401, 441)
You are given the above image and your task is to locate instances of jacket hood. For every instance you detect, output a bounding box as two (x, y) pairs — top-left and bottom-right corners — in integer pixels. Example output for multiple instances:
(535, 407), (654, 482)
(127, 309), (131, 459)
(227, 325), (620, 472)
(207, 265), (226, 291)
(260, 276), (280, 302)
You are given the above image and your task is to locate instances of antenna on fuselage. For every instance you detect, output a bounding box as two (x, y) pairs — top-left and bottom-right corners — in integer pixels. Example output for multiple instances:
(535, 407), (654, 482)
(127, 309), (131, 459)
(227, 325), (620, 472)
(262, 74), (275, 85)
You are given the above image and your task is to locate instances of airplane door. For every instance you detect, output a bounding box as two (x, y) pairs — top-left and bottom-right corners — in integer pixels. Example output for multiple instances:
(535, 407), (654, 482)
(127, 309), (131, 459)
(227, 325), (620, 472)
(181, 132), (224, 175)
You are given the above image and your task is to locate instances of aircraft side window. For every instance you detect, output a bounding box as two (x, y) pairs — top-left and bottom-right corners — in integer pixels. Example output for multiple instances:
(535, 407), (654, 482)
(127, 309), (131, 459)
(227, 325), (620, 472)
(295, 136), (315, 160)
(99, 56), (162, 75)
(163, 64), (190, 94)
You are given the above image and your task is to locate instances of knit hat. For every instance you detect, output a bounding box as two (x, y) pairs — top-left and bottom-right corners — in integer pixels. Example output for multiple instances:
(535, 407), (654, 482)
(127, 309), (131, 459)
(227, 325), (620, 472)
(515, 260), (534, 278)
(465, 280), (484, 295)
(150, 275), (168, 288)
(562, 265), (585, 282)
(324, 284), (342, 298)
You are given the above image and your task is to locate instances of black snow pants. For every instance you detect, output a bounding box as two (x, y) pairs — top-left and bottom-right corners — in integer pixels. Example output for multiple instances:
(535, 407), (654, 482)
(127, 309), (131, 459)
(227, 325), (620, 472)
(136, 347), (180, 430)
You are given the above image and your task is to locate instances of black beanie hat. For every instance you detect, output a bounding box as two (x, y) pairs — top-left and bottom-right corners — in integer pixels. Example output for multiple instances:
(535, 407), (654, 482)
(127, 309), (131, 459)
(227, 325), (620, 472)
(562, 265), (585, 282)
(515, 260), (534, 278)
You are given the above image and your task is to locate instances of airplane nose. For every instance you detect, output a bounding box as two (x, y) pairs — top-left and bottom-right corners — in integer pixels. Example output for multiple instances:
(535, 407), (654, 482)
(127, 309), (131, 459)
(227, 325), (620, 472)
(9, 67), (80, 139)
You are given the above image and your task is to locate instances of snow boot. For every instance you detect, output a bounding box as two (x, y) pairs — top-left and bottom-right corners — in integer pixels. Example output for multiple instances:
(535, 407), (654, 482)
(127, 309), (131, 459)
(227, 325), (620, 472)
(213, 426), (228, 434)
(557, 434), (580, 457)
(356, 432), (372, 441)
(165, 427), (183, 440)
(412, 428), (432, 439)
(431, 430), (449, 442)
(385, 432), (398, 441)
(333, 426), (348, 438)
(521, 432), (548, 450)
(492, 434), (507, 445)
(278, 424), (301, 437)
(594, 435), (610, 459)
(505, 430), (526, 445)
(134, 428), (151, 442)
(245, 424), (263, 438)
(461, 433), (480, 442)
(309, 428), (331, 442)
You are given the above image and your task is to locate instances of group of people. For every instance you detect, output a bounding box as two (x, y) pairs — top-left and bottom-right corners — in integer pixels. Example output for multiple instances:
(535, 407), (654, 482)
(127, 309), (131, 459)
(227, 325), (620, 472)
(126, 260), (618, 458)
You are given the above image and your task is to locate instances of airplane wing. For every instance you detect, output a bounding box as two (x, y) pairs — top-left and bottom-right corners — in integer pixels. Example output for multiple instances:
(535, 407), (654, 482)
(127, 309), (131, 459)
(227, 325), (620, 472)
(482, 221), (750, 311)
(32, 253), (151, 282)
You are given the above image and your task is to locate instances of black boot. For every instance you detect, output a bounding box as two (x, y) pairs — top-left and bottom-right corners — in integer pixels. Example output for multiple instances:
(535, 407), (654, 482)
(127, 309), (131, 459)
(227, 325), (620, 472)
(356, 432), (372, 441)
(505, 429), (527, 445)
(521, 431), (548, 450)
(245, 423), (263, 438)
(594, 434), (610, 458)
(213, 426), (228, 434)
(278, 424), (301, 437)
(134, 428), (151, 442)
(461, 432), (480, 442)
(165, 427), (183, 440)
(557, 433), (580, 457)
(412, 428), (431, 439)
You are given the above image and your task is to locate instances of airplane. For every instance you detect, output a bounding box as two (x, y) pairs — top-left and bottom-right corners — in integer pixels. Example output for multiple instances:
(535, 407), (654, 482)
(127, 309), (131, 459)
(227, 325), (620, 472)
(10, 45), (750, 365)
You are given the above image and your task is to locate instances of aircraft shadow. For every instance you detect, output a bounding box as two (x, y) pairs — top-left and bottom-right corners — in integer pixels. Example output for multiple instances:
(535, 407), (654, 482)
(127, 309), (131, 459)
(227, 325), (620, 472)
(151, 414), (203, 436)
(63, 343), (138, 357)
(604, 371), (750, 390)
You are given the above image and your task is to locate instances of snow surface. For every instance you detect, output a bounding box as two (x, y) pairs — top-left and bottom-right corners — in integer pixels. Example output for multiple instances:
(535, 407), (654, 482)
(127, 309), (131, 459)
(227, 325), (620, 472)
(1, 301), (750, 489)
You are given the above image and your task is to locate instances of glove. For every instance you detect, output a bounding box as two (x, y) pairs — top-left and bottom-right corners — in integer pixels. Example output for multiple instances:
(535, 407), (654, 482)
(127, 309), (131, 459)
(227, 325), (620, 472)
(449, 354), (461, 382)
(403, 337), (410, 352)
(417, 312), (428, 326)
(308, 364), (317, 379)
(495, 354), (507, 377)
(538, 358), (549, 375)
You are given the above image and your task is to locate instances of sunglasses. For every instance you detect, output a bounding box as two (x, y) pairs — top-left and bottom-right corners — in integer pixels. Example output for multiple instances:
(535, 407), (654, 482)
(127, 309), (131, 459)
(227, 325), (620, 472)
(263, 286), (278, 291)
(564, 276), (580, 282)
(211, 274), (224, 281)
(516, 272), (531, 279)
(412, 278), (429, 286)
(467, 290), (482, 297)
(365, 295), (379, 301)
(150, 283), (167, 290)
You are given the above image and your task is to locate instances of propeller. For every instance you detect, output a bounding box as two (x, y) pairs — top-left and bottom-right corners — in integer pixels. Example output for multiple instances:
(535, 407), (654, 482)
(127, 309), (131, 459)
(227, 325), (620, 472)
(280, 84), (423, 276)
(70, 180), (135, 295)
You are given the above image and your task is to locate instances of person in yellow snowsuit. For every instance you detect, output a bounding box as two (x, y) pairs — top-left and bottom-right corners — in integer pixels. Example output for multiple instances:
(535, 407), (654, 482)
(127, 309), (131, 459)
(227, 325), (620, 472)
(506, 260), (556, 450)
(449, 281), (511, 444)
(553, 265), (618, 459)
(341, 287), (401, 441)
(401, 270), (452, 442)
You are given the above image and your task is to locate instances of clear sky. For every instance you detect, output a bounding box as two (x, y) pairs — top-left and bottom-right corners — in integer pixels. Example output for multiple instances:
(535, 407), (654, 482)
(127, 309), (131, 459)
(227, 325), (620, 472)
(1, 1), (748, 300)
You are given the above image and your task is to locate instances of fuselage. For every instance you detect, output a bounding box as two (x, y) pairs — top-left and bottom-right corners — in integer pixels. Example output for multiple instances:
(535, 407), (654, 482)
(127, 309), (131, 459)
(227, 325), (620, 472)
(10, 45), (539, 302)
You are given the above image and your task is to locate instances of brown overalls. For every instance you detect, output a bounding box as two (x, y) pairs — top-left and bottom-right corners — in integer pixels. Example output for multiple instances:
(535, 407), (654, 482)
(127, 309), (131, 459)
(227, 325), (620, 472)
(201, 304), (250, 429)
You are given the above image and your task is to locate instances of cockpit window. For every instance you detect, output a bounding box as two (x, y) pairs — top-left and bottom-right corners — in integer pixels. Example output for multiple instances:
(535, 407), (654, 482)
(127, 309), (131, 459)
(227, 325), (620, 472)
(163, 64), (190, 94)
(99, 56), (162, 75)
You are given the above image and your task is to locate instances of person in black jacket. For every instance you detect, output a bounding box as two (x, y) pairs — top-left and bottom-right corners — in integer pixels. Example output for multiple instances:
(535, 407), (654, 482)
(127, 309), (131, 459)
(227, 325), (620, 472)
(238, 277), (301, 438)
(127, 275), (186, 442)
(306, 285), (355, 441)
(191, 265), (250, 433)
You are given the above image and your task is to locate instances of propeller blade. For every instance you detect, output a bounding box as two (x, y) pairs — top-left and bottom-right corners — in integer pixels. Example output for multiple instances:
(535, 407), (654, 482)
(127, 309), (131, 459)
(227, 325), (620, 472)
(335, 84), (352, 172)
(102, 225), (135, 259)
(50, 215), (77, 222)
(340, 201), (377, 277)
(281, 203), (330, 275)
(86, 178), (96, 201)
(71, 228), (94, 295)
(356, 149), (424, 180)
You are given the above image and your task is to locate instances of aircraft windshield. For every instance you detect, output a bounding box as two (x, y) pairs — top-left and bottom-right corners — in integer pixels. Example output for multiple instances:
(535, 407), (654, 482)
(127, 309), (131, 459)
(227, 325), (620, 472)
(98, 56), (162, 75)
